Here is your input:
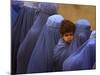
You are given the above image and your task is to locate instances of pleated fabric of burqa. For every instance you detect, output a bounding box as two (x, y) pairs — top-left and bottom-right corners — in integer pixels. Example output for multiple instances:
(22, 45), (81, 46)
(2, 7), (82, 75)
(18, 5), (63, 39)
(27, 14), (64, 73)
(16, 3), (57, 74)
(11, 6), (39, 74)
(63, 31), (96, 71)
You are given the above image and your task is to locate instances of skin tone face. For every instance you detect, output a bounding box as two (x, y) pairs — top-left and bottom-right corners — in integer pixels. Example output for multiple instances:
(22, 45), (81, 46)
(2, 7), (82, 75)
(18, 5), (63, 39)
(63, 32), (74, 44)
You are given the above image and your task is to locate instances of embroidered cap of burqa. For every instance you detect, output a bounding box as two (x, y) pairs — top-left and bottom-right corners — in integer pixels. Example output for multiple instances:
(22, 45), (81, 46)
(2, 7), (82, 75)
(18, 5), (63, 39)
(27, 14), (64, 73)
(63, 31), (96, 71)
(68, 19), (91, 55)
(17, 3), (57, 74)
(11, 6), (40, 74)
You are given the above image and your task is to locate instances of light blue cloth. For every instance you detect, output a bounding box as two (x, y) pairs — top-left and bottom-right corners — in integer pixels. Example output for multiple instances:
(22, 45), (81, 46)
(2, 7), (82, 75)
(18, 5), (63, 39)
(53, 19), (91, 71)
(53, 38), (70, 71)
(17, 3), (57, 74)
(27, 14), (64, 73)
(68, 19), (91, 55)
(63, 31), (96, 71)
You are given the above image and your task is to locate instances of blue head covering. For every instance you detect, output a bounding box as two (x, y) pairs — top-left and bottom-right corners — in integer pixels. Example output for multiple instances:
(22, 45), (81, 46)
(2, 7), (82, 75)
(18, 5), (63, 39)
(27, 14), (64, 73)
(68, 19), (91, 55)
(16, 3), (57, 74)
(63, 31), (96, 71)
(39, 3), (57, 15)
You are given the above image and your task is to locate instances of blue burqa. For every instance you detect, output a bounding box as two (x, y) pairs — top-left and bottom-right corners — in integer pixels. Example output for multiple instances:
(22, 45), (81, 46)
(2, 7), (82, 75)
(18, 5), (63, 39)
(68, 19), (91, 55)
(53, 19), (91, 71)
(53, 38), (70, 71)
(63, 31), (96, 71)
(27, 14), (64, 73)
(11, 6), (39, 74)
(16, 3), (57, 74)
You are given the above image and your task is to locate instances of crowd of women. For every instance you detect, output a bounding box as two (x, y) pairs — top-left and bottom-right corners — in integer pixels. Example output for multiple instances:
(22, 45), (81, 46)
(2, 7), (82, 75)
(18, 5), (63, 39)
(11, 1), (96, 74)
